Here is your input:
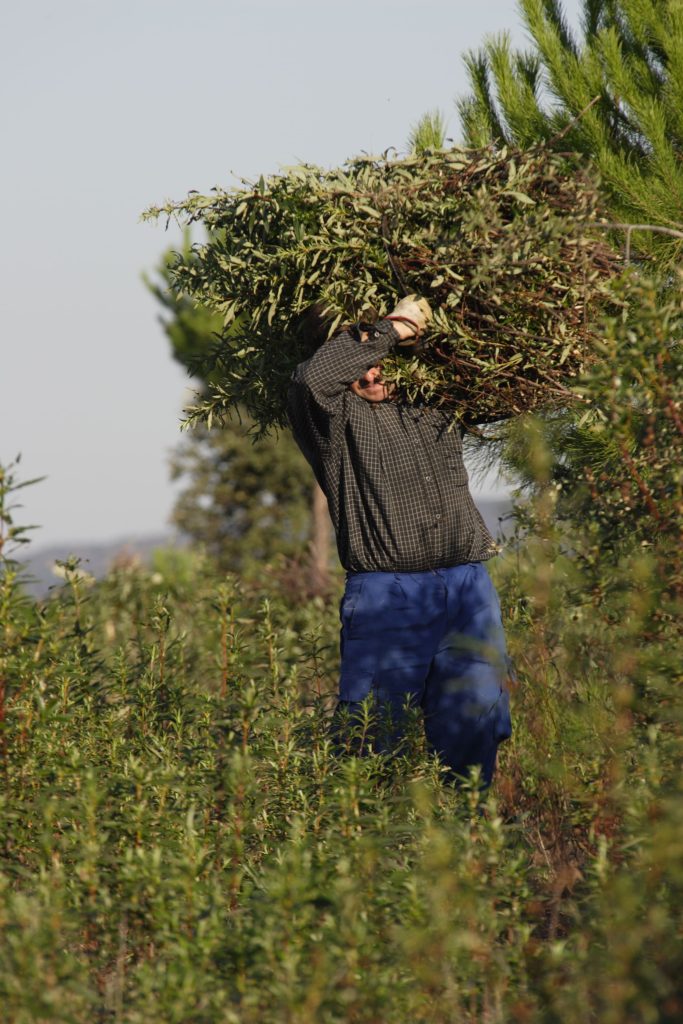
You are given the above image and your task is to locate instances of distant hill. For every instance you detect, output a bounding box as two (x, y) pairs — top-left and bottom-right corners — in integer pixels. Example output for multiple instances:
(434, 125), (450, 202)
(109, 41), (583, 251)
(17, 533), (179, 597)
(16, 497), (515, 597)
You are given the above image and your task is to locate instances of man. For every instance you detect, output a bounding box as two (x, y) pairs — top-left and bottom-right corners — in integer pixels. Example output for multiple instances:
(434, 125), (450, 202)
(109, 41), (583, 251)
(287, 297), (511, 786)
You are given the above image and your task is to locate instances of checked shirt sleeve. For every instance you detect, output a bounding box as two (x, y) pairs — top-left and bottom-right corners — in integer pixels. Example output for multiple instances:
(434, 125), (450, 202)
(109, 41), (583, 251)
(286, 320), (400, 474)
(290, 321), (400, 413)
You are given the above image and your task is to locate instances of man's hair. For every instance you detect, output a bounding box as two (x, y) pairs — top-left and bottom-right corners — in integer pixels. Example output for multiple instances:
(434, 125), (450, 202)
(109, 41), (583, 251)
(295, 303), (334, 350)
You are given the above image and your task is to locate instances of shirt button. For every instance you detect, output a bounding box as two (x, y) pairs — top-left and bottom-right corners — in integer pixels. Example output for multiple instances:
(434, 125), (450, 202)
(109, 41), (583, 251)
(425, 475), (431, 482)
(435, 513), (442, 520)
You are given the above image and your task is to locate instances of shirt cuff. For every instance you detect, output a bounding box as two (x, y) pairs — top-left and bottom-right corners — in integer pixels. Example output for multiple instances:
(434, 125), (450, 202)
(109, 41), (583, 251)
(358, 320), (401, 344)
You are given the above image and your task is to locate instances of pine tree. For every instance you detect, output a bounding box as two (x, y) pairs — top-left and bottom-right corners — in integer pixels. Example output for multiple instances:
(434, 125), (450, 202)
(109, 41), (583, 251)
(169, 420), (311, 575)
(454, 0), (683, 562)
(408, 110), (448, 154)
(458, 0), (683, 267)
(145, 230), (225, 379)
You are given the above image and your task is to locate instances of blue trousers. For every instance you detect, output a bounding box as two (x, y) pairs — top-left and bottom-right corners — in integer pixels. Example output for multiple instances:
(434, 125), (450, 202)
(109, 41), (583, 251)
(337, 563), (512, 786)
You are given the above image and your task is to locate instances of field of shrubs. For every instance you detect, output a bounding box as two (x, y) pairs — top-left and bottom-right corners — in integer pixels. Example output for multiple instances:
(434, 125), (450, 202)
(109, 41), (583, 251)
(1, 422), (681, 1024)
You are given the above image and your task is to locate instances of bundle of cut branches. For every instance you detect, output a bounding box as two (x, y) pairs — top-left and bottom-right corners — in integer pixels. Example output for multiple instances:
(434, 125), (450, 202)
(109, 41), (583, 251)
(146, 145), (620, 431)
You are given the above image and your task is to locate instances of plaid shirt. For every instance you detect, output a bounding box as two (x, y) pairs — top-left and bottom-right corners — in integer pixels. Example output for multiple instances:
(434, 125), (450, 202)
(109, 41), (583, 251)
(287, 320), (497, 573)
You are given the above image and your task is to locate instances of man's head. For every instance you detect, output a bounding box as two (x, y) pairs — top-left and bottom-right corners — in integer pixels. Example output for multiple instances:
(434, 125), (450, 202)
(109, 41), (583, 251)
(350, 365), (393, 403)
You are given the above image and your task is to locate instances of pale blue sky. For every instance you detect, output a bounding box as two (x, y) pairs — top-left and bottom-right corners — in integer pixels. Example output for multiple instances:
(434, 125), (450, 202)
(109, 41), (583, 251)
(1, 0), (583, 548)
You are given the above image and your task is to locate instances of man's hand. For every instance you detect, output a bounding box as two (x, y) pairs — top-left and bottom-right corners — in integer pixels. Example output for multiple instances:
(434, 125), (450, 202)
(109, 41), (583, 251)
(388, 295), (432, 341)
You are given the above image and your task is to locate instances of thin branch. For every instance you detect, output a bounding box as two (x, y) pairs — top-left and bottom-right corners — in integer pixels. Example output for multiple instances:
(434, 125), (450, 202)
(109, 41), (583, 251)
(592, 221), (683, 263)
(548, 95), (601, 145)
(619, 442), (663, 526)
(380, 213), (411, 295)
(595, 222), (683, 239)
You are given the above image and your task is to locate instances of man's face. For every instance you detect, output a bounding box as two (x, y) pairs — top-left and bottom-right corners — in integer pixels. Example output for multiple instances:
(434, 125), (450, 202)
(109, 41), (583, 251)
(350, 365), (393, 403)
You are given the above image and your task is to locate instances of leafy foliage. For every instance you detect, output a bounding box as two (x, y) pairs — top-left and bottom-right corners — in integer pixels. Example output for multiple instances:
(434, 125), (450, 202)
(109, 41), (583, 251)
(145, 146), (619, 431)
(456, 0), (683, 571)
(146, 235), (318, 577)
(145, 229), (224, 383)
(492, 268), (682, 599)
(458, 0), (683, 267)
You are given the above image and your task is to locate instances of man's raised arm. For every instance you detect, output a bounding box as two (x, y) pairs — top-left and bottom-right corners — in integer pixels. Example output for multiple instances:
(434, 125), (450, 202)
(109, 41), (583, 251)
(291, 297), (431, 413)
(292, 321), (399, 412)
